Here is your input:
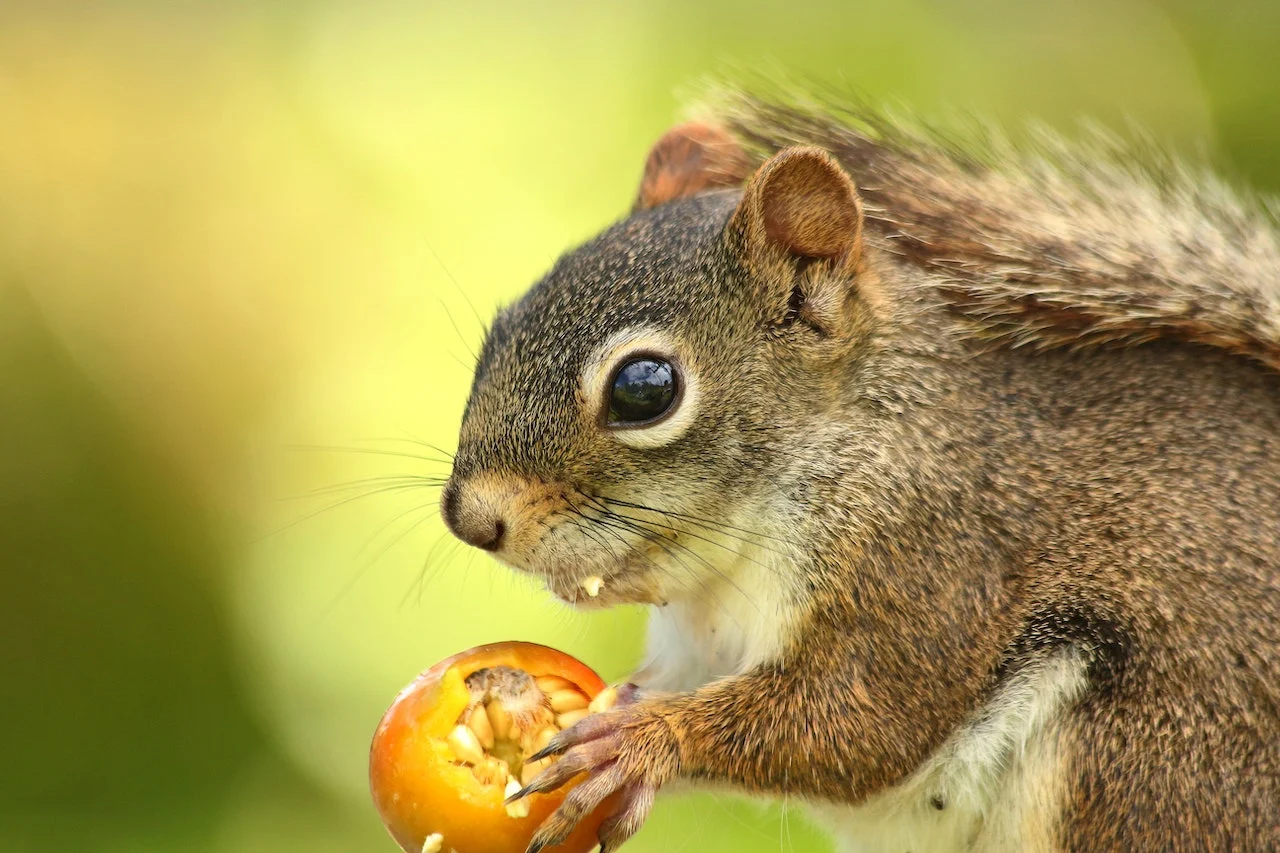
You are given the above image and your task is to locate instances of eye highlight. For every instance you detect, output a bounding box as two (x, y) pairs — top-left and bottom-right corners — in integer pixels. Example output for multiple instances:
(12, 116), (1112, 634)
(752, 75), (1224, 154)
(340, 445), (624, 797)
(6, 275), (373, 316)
(607, 357), (678, 426)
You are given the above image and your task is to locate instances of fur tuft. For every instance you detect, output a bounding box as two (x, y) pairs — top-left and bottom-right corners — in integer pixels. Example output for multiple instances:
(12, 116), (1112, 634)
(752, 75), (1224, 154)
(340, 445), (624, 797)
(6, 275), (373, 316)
(700, 87), (1280, 374)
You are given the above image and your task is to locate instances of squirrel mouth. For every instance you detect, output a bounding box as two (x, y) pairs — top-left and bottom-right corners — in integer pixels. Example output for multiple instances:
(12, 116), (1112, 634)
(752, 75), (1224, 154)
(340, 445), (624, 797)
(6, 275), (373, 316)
(534, 523), (681, 607)
(543, 558), (668, 608)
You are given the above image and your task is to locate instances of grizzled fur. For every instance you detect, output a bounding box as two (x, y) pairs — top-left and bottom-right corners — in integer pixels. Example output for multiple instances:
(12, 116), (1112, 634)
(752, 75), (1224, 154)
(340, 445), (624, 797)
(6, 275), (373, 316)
(443, 92), (1280, 853)
(714, 92), (1280, 372)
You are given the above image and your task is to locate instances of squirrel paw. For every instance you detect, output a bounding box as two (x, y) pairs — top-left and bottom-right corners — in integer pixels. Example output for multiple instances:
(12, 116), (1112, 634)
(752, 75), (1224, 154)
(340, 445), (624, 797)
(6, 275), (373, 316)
(511, 685), (679, 852)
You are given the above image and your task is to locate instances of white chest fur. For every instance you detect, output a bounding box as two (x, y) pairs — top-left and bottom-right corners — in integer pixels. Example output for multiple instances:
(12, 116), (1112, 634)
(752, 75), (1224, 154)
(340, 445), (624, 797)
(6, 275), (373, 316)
(634, 544), (800, 691)
(629, 529), (1087, 853)
(810, 649), (1087, 853)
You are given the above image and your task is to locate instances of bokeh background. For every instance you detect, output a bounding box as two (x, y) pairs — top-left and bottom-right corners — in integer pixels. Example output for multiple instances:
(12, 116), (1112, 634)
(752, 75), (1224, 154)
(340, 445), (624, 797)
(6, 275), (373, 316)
(2, 1), (1277, 851)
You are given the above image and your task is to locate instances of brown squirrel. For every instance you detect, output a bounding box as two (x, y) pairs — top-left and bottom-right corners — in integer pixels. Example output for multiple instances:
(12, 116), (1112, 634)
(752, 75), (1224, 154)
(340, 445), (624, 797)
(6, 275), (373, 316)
(438, 91), (1280, 852)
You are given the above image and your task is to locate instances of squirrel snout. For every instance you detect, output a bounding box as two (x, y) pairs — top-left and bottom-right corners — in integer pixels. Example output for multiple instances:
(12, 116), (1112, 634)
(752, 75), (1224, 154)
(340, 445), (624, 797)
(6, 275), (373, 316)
(441, 479), (507, 552)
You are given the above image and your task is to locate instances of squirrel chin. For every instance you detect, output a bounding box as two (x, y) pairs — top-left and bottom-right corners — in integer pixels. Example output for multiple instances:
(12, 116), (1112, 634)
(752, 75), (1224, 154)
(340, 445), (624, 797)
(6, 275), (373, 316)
(542, 570), (669, 609)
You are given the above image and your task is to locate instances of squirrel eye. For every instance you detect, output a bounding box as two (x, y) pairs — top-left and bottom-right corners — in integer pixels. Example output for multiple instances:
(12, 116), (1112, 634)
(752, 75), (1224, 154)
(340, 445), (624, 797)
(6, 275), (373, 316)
(607, 358), (678, 426)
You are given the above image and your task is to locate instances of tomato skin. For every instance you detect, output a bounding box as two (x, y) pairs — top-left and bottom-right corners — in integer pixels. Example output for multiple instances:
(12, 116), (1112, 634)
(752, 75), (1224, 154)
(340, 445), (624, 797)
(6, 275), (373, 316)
(370, 642), (614, 853)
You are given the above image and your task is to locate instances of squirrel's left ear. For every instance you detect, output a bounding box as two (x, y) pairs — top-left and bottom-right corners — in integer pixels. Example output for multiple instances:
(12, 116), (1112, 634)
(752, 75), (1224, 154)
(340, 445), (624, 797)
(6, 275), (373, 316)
(634, 123), (754, 211)
(729, 147), (869, 336)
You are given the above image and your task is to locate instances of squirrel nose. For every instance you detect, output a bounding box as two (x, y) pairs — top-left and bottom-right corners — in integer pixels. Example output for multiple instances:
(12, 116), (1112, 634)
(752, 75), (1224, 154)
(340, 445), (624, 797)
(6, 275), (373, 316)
(441, 480), (507, 552)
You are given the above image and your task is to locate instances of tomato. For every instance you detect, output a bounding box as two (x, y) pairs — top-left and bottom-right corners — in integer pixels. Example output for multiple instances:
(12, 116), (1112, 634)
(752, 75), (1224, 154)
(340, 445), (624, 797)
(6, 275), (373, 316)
(370, 641), (617, 853)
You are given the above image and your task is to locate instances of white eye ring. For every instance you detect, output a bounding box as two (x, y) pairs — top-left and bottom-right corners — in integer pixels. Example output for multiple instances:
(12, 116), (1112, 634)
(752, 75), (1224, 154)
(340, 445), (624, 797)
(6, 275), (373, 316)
(581, 328), (698, 449)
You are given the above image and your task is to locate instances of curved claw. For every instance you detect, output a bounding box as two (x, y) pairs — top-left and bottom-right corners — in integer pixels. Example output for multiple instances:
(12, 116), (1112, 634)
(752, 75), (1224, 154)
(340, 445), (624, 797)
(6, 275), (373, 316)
(525, 762), (625, 853)
(522, 694), (677, 852)
(528, 711), (619, 763)
(597, 782), (656, 852)
(510, 745), (595, 800)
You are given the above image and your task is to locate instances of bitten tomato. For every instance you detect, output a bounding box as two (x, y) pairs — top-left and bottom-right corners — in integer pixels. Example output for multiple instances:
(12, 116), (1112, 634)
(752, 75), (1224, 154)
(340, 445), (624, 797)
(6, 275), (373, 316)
(370, 641), (619, 853)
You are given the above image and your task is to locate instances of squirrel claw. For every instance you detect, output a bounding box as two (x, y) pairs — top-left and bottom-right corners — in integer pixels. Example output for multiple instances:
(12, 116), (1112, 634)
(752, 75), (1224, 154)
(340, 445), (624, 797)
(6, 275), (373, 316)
(595, 781), (657, 851)
(531, 682), (650, 764)
(525, 700), (677, 852)
(520, 746), (596, 798)
(530, 710), (616, 763)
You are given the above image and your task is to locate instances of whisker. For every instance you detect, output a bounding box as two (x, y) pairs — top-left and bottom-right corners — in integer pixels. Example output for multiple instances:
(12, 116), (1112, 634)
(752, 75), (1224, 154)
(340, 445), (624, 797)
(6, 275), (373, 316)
(585, 511), (712, 593)
(262, 482), (441, 540)
(585, 496), (790, 564)
(580, 505), (758, 618)
(560, 497), (636, 564)
(559, 513), (633, 572)
(392, 432), (457, 460)
(595, 496), (801, 550)
(404, 529), (460, 609)
(438, 300), (480, 366)
(327, 501), (440, 611)
(286, 444), (453, 467)
(285, 476), (447, 501)
(422, 235), (490, 334)
(608, 516), (749, 623)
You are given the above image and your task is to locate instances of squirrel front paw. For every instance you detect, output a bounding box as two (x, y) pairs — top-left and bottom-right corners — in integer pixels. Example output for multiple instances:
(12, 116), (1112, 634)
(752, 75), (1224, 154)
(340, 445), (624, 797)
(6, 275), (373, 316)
(508, 685), (680, 852)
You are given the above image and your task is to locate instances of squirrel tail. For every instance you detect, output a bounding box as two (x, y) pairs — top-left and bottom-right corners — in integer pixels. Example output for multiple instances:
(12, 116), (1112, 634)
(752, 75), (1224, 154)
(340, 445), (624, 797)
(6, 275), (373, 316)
(703, 89), (1280, 375)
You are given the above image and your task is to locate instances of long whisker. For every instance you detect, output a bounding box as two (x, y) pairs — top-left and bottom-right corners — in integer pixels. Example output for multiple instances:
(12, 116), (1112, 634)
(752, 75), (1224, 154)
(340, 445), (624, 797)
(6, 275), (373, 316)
(595, 496), (801, 550)
(422, 235), (490, 334)
(559, 502), (694, 595)
(404, 529), (460, 609)
(286, 476), (447, 500)
(287, 444), (454, 467)
(603, 514), (751, 624)
(327, 501), (440, 610)
(392, 432), (457, 460)
(585, 496), (791, 564)
(557, 512), (633, 571)
(438, 300), (480, 366)
(580, 505), (759, 617)
(264, 482), (442, 539)
(558, 498), (619, 557)
(582, 511), (718, 600)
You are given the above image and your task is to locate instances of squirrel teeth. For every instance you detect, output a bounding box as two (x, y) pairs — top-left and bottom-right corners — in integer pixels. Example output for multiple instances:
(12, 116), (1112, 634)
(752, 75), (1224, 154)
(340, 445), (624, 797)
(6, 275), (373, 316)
(582, 575), (605, 597)
(420, 833), (444, 853)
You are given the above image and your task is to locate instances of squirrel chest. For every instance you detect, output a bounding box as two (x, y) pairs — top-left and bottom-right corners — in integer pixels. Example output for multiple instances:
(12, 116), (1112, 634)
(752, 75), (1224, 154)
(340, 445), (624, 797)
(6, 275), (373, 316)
(635, 543), (800, 691)
(639, 547), (1089, 853)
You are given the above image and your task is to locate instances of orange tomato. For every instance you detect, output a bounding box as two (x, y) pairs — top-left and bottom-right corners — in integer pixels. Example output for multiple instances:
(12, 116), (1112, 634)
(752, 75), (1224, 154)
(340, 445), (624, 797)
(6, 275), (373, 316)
(369, 641), (617, 853)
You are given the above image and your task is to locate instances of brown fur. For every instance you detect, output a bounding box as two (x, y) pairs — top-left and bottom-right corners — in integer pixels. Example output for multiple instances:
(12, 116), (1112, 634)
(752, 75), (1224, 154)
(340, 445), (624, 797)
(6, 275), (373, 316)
(711, 92), (1280, 374)
(634, 122), (754, 212)
(443, 92), (1280, 853)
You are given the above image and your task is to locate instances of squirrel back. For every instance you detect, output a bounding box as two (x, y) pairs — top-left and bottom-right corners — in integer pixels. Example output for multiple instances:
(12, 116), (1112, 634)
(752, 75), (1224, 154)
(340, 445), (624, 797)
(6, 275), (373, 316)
(707, 91), (1280, 375)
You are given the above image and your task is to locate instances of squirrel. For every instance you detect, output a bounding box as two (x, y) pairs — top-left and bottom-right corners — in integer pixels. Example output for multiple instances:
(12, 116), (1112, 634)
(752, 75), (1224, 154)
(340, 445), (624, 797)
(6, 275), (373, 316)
(438, 91), (1280, 852)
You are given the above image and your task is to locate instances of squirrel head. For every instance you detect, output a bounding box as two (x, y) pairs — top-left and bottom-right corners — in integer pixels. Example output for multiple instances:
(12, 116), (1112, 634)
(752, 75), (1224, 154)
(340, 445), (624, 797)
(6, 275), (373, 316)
(442, 123), (887, 606)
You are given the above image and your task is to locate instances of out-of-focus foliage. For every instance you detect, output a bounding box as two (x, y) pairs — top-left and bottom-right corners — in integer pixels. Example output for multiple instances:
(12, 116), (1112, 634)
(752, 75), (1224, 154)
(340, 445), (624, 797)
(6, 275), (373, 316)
(1, 1), (1276, 851)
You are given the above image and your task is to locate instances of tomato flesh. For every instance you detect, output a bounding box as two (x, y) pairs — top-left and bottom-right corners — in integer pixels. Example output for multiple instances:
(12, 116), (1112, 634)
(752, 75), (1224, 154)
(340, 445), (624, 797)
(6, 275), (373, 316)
(370, 642), (615, 853)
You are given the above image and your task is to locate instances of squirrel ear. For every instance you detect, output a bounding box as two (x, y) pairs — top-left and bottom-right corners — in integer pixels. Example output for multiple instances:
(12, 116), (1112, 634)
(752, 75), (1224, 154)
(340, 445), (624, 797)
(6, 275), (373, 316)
(730, 147), (870, 336)
(634, 122), (754, 211)
(732, 146), (864, 266)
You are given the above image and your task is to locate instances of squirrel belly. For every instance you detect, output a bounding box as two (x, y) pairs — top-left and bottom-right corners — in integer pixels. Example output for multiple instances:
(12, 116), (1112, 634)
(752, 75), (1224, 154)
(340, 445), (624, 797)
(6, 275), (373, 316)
(810, 649), (1088, 853)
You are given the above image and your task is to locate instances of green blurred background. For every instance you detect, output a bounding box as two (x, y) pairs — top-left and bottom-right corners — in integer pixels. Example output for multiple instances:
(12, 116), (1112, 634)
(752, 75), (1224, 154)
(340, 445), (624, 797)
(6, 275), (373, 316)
(1, 1), (1276, 851)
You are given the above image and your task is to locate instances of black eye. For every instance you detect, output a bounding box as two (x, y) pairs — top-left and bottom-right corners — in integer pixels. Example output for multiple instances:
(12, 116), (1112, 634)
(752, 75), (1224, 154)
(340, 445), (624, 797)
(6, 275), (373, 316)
(608, 357), (678, 425)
